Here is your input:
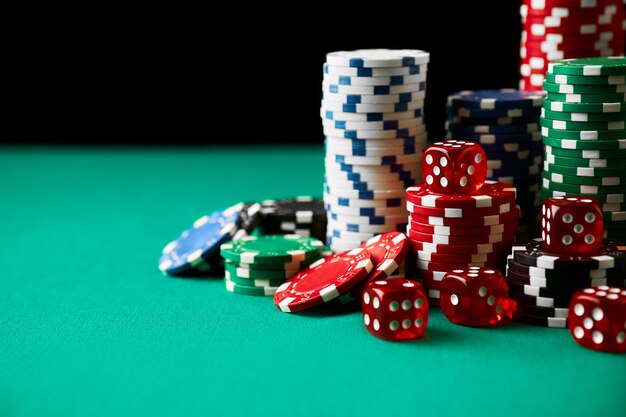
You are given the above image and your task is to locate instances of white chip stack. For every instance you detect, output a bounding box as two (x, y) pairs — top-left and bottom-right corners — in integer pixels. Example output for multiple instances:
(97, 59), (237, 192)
(320, 49), (430, 253)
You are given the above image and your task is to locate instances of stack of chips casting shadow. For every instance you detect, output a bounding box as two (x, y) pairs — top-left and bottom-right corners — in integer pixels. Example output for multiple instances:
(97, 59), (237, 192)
(406, 140), (519, 306)
(540, 57), (626, 244)
(220, 235), (327, 296)
(321, 49), (430, 253)
(520, 0), (625, 91)
(446, 89), (545, 242)
(158, 202), (261, 276)
(506, 196), (626, 328)
(259, 197), (326, 241)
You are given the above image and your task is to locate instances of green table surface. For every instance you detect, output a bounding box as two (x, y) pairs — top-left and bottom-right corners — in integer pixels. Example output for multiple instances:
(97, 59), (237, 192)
(1, 146), (625, 417)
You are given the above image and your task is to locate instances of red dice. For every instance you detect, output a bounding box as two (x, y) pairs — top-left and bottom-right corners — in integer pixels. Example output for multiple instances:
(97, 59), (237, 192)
(541, 196), (603, 255)
(362, 279), (429, 341)
(422, 140), (487, 194)
(568, 286), (626, 353)
(439, 266), (509, 327)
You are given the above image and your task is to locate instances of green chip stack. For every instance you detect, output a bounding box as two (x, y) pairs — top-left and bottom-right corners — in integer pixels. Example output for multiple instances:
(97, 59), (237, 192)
(541, 57), (626, 244)
(219, 235), (329, 296)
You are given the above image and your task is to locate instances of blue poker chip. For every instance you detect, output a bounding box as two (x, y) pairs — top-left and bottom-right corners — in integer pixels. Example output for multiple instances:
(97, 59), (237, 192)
(323, 63), (424, 77)
(158, 203), (253, 276)
(447, 89), (545, 109)
(487, 165), (540, 178)
(479, 140), (542, 154)
(446, 106), (541, 119)
(448, 114), (540, 126)
(450, 131), (542, 145)
(324, 92), (419, 104)
(447, 122), (540, 135)
(331, 161), (416, 177)
(327, 74), (420, 86)
(324, 140), (420, 158)
(324, 175), (414, 191)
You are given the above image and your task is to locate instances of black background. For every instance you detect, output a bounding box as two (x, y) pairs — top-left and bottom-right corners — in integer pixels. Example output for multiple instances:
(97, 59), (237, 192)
(4, 2), (524, 145)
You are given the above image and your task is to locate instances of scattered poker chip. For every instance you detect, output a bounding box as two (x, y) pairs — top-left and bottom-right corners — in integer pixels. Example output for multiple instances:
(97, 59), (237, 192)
(326, 49), (430, 68)
(220, 235), (323, 265)
(544, 72), (626, 85)
(547, 57), (626, 76)
(159, 202), (257, 276)
(512, 239), (626, 270)
(359, 232), (410, 282)
(543, 98), (624, 113)
(273, 247), (374, 312)
(406, 181), (516, 209)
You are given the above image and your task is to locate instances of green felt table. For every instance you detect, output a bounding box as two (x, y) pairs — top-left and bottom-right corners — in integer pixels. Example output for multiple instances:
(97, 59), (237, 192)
(1, 146), (625, 417)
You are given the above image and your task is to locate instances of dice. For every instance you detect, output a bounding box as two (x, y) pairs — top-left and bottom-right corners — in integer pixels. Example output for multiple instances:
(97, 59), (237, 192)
(421, 140), (487, 195)
(439, 266), (509, 327)
(568, 286), (626, 353)
(362, 279), (429, 341)
(541, 196), (603, 255)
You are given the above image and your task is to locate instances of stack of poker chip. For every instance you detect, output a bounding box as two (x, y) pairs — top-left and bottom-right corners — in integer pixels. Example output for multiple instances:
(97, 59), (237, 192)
(446, 90), (545, 241)
(220, 235), (326, 296)
(406, 177), (519, 305)
(158, 202), (261, 276)
(506, 239), (626, 328)
(321, 49), (430, 253)
(540, 57), (626, 243)
(519, 0), (625, 91)
(259, 196), (326, 242)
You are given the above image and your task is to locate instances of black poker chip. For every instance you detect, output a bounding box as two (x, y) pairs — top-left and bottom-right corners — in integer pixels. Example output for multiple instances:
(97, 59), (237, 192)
(510, 301), (569, 319)
(510, 311), (568, 328)
(239, 202), (263, 233)
(512, 239), (626, 270)
(506, 279), (581, 299)
(506, 256), (626, 280)
(507, 290), (571, 308)
(260, 196), (326, 221)
(505, 268), (601, 291)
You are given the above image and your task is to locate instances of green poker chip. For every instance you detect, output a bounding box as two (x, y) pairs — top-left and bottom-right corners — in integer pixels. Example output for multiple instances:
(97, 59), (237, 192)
(542, 171), (626, 186)
(540, 117), (626, 132)
(542, 81), (626, 95)
(546, 91), (626, 104)
(541, 188), (626, 204)
(544, 151), (626, 168)
(543, 161), (626, 177)
(543, 136), (626, 151)
(541, 126), (626, 140)
(543, 177), (626, 194)
(542, 108), (626, 122)
(220, 234), (323, 265)
(545, 73), (626, 86)
(543, 99), (624, 113)
(224, 261), (299, 281)
(224, 277), (279, 296)
(548, 57), (626, 76)
(545, 145), (626, 159)
(224, 269), (287, 287)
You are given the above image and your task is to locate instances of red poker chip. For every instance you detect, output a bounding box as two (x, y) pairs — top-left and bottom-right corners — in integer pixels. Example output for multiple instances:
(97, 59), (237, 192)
(407, 228), (516, 247)
(417, 269), (448, 281)
(419, 277), (443, 290)
(339, 232), (410, 303)
(405, 181), (516, 209)
(524, 40), (623, 52)
(412, 248), (508, 264)
(409, 207), (520, 227)
(407, 200), (516, 219)
(522, 22), (624, 35)
(408, 219), (517, 236)
(273, 247), (373, 313)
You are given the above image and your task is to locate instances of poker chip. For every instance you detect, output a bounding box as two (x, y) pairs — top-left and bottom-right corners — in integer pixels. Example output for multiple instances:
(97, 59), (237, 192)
(260, 196), (326, 242)
(542, 108), (626, 122)
(540, 117), (626, 132)
(512, 239), (626, 270)
(225, 270), (286, 288)
(408, 220), (515, 236)
(409, 238), (512, 255)
(543, 170), (626, 186)
(543, 80), (626, 94)
(446, 89), (544, 240)
(416, 260), (501, 272)
(273, 247), (374, 312)
(548, 57), (626, 76)
(407, 228), (516, 246)
(510, 311), (568, 328)
(544, 151), (626, 168)
(220, 235), (323, 265)
(545, 72), (626, 85)
(545, 144), (624, 158)
(412, 249), (508, 264)
(407, 200), (515, 218)
(406, 181), (516, 209)
(409, 207), (521, 228)
(158, 202), (261, 276)
(543, 98), (624, 113)
(322, 49), (429, 251)
(224, 278), (281, 296)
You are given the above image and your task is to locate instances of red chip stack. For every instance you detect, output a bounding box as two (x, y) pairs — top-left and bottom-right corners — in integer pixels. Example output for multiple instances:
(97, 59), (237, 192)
(520, 0), (626, 91)
(405, 140), (519, 306)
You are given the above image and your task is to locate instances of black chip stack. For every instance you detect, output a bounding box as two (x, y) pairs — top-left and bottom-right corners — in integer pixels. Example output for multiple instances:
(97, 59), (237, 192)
(260, 196), (326, 242)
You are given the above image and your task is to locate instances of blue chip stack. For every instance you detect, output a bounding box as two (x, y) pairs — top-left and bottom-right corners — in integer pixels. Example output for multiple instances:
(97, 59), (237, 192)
(321, 49), (430, 252)
(446, 89), (546, 242)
